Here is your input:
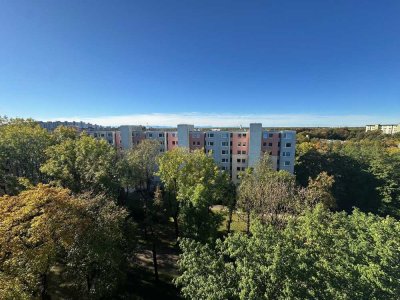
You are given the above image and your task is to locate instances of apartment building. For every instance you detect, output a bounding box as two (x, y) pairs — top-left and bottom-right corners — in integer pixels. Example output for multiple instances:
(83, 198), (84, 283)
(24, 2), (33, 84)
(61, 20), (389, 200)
(39, 120), (103, 131)
(205, 130), (231, 173)
(365, 124), (400, 135)
(119, 123), (296, 182)
(86, 129), (121, 149)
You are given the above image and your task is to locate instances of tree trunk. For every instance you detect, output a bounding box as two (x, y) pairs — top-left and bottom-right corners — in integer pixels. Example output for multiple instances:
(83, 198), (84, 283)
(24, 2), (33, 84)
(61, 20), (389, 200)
(227, 207), (234, 233)
(40, 273), (50, 300)
(246, 211), (251, 235)
(152, 240), (159, 282)
(173, 214), (179, 239)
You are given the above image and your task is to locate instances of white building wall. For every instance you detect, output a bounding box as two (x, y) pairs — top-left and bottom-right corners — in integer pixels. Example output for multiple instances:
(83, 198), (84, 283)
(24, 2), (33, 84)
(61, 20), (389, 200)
(248, 123), (262, 168)
(177, 124), (194, 148)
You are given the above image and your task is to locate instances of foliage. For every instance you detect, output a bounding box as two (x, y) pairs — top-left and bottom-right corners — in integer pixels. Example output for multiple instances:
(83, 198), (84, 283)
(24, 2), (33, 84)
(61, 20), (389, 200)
(157, 148), (227, 242)
(52, 125), (80, 142)
(0, 184), (135, 299)
(64, 192), (135, 298)
(0, 118), (52, 195)
(176, 205), (400, 300)
(296, 140), (400, 217)
(120, 139), (160, 192)
(238, 153), (335, 230)
(41, 134), (119, 195)
(0, 185), (84, 298)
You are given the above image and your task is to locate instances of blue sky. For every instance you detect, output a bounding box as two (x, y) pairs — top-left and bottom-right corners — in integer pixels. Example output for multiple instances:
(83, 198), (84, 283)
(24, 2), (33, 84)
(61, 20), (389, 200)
(0, 0), (399, 126)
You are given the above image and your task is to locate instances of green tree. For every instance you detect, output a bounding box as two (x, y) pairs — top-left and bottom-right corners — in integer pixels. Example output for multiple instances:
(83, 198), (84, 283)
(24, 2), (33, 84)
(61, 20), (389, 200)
(40, 134), (119, 195)
(52, 125), (79, 142)
(238, 153), (299, 230)
(176, 205), (400, 300)
(121, 139), (160, 194)
(0, 118), (52, 195)
(157, 148), (225, 242)
(157, 147), (188, 237)
(64, 192), (135, 298)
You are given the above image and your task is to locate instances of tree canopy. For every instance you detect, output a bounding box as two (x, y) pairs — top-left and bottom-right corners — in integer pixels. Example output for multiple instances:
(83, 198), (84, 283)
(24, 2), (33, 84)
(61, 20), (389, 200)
(176, 205), (400, 300)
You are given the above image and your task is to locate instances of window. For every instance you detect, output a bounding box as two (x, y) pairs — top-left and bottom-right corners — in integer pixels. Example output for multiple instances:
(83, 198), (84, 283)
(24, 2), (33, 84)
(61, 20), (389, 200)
(159, 133), (164, 138)
(285, 143), (292, 148)
(221, 133), (228, 138)
(242, 159), (246, 163)
(94, 133), (98, 137)
(237, 167), (241, 171)
(221, 166), (226, 171)
(237, 158), (241, 163)
(148, 133), (153, 138)
(269, 133), (273, 138)
(160, 149), (164, 152)
(242, 151), (246, 154)
(283, 152), (290, 157)
(238, 142), (242, 146)
(222, 141), (229, 146)
(197, 141), (200, 145)
(283, 133), (292, 139)
(172, 141), (176, 145)
(268, 142), (273, 147)
(284, 161), (290, 166)
(269, 151), (272, 155)
(242, 142), (246, 146)
(263, 132), (268, 139)
(108, 133), (112, 137)
(160, 141), (164, 145)
(243, 133), (247, 137)
(238, 134), (242, 138)
(222, 158), (228, 163)
(237, 150), (241, 154)
(192, 141), (196, 145)
(101, 133), (105, 137)
(172, 133), (176, 137)
(241, 167), (246, 171)
(208, 133), (214, 138)
(222, 150), (228, 155)
(207, 141), (214, 146)
(263, 142), (267, 146)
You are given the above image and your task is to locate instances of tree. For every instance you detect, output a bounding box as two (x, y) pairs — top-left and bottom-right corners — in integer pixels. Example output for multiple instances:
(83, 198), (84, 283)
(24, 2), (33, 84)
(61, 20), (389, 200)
(64, 192), (135, 298)
(296, 139), (400, 218)
(0, 184), (135, 299)
(121, 139), (160, 194)
(144, 185), (168, 281)
(0, 185), (83, 299)
(303, 171), (336, 209)
(157, 148), (225, 242)
(40, 134), (119, 195)
(52, 125), (79, 142)
(238, 153), (299, 230)
(0, 118), (52, 195)
(176, 205), (400, 300)
(157, 147), (188, 238)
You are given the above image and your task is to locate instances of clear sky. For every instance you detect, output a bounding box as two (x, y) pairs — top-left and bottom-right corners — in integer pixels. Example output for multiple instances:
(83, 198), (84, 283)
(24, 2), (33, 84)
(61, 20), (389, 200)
(0, 0), (399, 126)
